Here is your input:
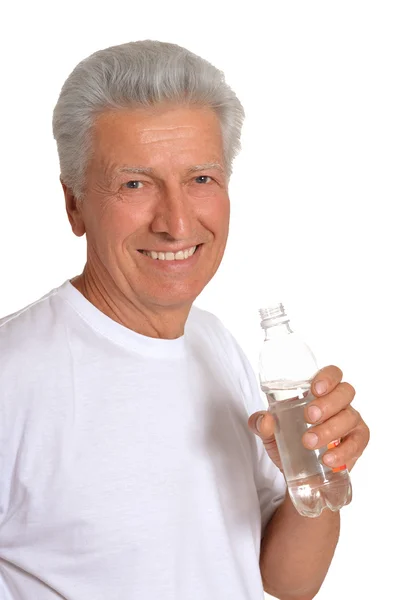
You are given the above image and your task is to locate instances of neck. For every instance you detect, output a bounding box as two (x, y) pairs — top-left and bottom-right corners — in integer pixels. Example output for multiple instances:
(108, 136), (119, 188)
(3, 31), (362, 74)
(70, 266), (189, 340)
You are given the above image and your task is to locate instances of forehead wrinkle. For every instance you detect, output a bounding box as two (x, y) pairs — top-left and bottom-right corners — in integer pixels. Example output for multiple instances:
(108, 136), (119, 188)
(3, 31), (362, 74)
(138, 123), (217, 144)
(140, 124), (195, 131)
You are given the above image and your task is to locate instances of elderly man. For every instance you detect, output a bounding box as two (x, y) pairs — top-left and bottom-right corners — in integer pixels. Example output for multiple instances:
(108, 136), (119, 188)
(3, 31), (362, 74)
(0, 41), (369, 600)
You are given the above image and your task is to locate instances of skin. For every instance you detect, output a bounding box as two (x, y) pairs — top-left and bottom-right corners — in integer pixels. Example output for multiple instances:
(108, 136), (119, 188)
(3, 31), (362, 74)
(62, 103), (370, 599)
(63, 104), (230, 339)
(248, 366), (370, 599)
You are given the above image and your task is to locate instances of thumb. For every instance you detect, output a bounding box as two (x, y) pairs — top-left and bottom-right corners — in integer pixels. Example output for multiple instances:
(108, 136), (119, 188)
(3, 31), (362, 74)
(248, 411), (282, 471)
(248, 411), (275, 442)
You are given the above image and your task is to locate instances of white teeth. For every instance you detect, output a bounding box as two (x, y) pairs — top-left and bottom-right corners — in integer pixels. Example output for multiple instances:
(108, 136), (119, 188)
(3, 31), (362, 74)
(141, 246), (197, 261)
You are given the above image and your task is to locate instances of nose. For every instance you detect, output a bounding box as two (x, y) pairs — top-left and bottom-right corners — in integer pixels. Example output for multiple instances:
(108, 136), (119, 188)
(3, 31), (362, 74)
(150, 184), (195, 240)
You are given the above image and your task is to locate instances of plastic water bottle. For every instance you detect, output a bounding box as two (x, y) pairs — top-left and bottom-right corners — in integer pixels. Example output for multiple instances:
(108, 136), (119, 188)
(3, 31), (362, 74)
(258, 303), (352, 518)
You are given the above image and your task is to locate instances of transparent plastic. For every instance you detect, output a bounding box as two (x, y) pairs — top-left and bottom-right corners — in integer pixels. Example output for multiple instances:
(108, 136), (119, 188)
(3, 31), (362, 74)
(259, 303), (352, 517)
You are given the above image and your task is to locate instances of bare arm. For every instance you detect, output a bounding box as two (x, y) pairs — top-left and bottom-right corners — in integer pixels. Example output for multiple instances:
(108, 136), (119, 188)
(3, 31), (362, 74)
(259, 493), (340, 599)
(248, 366), (370, 598)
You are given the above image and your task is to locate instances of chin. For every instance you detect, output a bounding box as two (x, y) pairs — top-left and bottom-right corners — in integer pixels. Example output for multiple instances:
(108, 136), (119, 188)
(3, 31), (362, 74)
(144, 284), (204, 310)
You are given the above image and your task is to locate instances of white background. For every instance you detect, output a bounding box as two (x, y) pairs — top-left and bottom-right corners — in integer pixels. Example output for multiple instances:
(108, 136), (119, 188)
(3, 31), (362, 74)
(1, 1), (398, 598)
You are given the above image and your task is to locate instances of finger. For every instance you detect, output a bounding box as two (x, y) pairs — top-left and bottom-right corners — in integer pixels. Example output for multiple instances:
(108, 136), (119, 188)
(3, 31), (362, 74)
(305, 381), (356, 424)
(303, 406), (361, 449)
(321, 424), (370, 471)
(311, 365), (343, 396)
(248, 411), (282, 470)
(248, 411), (275, 442)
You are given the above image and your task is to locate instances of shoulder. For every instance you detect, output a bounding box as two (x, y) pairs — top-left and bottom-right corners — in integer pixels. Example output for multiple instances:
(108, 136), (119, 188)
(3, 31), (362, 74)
(187, 304), (248, 359)
(0, 285), (60, 339)
(187, 305), (256, 387)
(186, 304), (239, 351)
(0, 284), (66, 376)
(187, 305), (265, 416)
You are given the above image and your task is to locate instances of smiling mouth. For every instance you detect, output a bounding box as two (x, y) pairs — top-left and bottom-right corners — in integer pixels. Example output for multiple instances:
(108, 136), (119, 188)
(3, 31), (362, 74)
(137, 245), (200, 261)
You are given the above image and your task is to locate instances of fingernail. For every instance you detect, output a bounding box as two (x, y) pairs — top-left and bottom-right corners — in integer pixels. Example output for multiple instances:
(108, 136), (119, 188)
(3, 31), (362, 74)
(304, 432), (318, 448)
(315, 381), (327, 395)
(324, 453), (335, 465)
(256, 415), (264, 432)
(308, 405), (322, 422)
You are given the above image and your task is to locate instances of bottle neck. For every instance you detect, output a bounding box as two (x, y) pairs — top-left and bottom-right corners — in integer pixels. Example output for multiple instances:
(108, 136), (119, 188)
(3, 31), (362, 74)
(262, 320), (294, 340)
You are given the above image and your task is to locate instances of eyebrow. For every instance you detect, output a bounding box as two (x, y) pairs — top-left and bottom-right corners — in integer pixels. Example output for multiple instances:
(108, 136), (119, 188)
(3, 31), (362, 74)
(187, 163), (224, 173)
(116, 162), (224, 176)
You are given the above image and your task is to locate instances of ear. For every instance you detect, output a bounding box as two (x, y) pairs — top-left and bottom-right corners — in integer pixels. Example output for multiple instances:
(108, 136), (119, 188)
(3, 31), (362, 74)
(61, 177), (86, 237)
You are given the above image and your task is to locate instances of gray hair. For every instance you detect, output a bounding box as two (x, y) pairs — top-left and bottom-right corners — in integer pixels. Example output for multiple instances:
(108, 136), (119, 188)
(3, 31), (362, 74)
(52, 40), (245, 201)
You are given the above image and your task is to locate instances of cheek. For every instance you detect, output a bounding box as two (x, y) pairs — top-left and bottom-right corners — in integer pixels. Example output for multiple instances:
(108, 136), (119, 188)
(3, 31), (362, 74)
(105, 213), (136, 239)
(206, 197), (230, 236)
(87, 204), (144, 250)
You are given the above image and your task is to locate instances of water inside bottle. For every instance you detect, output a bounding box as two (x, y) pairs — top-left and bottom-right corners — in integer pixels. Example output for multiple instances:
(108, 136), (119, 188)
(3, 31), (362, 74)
(262, 383), (352, 517)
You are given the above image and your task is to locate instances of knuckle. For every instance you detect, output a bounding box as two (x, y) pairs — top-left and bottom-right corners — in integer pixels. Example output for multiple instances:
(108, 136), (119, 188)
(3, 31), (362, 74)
(348, 406), (361, 424)
(334, 365), (344, 381)
(320, 412), (348, 445)
(347, 436), (359, 458)
(320, 424), (333, 443)
(357, 422), (370, 449)
(341, 381), (356, 398)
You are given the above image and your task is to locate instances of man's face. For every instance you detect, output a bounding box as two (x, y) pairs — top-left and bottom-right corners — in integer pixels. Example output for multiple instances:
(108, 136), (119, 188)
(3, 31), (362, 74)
(71, 104), (230, 311)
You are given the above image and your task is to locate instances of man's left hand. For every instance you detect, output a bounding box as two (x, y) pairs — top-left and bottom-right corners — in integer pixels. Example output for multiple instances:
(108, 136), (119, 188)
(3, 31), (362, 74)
(248, 365), (370, 472)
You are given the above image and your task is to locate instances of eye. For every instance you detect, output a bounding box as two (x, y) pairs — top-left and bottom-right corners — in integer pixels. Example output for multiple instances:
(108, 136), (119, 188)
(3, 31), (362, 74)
(124, 180), (143, 189)
(195, 175), (212, 184)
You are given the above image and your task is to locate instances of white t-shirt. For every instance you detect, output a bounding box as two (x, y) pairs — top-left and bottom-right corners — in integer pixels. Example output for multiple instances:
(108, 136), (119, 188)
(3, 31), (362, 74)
(0, 280), (286, 600)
